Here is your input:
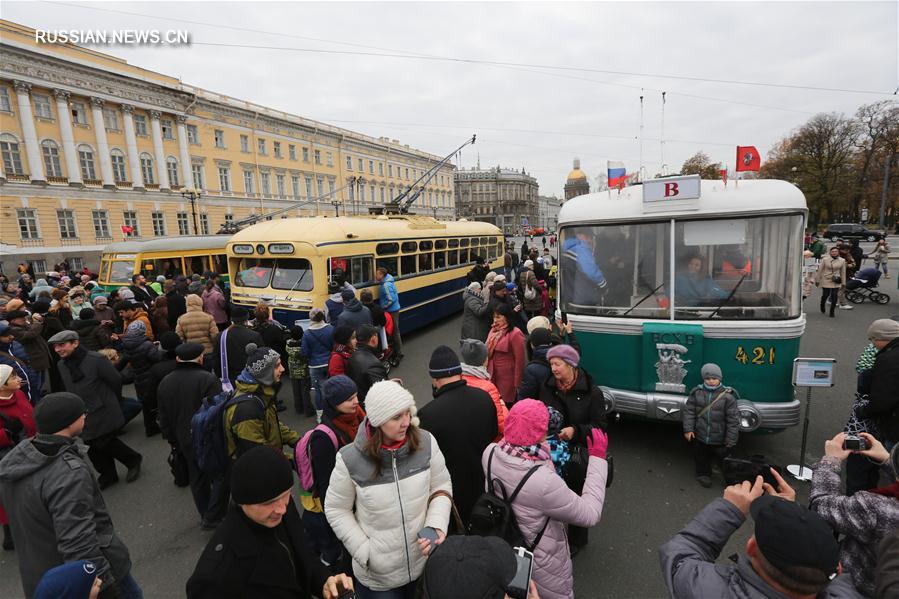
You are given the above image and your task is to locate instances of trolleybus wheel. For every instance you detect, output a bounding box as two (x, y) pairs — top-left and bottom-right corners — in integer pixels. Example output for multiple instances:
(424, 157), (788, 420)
(846, 290), (865, 304)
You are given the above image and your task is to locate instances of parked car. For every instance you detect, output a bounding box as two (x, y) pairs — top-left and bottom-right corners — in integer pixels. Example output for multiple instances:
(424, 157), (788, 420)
(823, 223), (885, 242)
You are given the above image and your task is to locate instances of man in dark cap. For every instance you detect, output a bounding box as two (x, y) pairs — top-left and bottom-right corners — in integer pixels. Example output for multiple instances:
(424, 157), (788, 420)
(418, 345), (497, 525)
(420, 535), (521, 599)
(187, 446), (353, 599)
(660, 474), (863, 598)
(49, 329), (142, 488)
(0, 392), (142, 599)
(210, 305), (263, 392)
(158, 342), (223, 528)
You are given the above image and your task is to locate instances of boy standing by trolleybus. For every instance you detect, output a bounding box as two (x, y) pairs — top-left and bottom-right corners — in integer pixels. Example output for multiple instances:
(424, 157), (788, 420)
(683, 363), (740, 488)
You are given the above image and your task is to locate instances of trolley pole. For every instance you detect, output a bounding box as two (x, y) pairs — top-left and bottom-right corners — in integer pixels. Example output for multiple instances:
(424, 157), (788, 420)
(181, 188), (202, 235)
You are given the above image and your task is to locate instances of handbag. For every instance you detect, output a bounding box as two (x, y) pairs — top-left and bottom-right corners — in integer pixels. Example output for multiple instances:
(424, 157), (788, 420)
(167, 445), (190, 487)
(427, 489), (465, 536)
(564, 436), (614, 491)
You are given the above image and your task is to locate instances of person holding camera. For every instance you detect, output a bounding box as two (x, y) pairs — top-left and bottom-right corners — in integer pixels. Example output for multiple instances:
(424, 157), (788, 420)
(809, 431), (899, 597)
(815, 246), (847, 317)
(683, 363), (740, 488)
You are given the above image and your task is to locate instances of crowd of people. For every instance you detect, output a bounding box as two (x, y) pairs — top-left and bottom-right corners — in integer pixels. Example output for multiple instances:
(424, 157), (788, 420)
(0, 242), (897, 599)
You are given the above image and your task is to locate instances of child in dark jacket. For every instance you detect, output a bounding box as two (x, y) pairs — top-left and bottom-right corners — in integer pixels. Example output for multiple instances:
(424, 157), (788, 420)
(682, 363), (739, 487)
(285, 326), (313, 417)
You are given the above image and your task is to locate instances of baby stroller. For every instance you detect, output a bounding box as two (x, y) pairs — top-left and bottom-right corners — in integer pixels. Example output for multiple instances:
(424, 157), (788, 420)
(845, 267), (890, 305)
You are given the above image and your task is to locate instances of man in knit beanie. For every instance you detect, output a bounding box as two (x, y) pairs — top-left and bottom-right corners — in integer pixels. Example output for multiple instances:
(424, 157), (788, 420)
(222, 344), (300, 460)
(419, 346), (498, 525)
(187, 446), (353, 599)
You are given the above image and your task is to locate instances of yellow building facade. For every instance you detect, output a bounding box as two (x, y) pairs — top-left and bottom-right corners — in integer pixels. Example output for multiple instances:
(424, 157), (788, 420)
(0, 20), (456, 274)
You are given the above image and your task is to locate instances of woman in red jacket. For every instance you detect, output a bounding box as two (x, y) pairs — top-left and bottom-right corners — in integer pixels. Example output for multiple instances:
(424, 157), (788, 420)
(328, 325), (356, 377)
(486, 303), (527, 408)
(0, 364), (37, 550)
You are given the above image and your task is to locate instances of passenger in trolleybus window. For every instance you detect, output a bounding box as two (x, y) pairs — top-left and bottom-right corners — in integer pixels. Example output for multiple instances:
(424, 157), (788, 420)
(560, 228), (608, 306)
(674, 254), (729, 308)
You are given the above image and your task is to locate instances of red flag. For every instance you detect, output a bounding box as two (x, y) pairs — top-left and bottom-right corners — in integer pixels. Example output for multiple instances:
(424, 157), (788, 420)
(736, 146), (760, 172)
(720, 168), (728, 185)
(121, 225), (134, 234)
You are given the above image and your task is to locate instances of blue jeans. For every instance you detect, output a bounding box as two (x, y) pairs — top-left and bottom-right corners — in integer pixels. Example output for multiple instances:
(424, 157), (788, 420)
(309, 365), (329, 411)
(115, 573), (143, 599)
(355, 580), (417, 599)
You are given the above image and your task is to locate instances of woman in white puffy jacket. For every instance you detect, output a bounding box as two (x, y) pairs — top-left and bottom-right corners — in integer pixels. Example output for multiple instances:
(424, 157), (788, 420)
(325, 380), (452, 599)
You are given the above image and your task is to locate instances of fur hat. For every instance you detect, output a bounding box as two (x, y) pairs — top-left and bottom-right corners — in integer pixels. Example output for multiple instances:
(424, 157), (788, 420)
(365, 380), (418, 428)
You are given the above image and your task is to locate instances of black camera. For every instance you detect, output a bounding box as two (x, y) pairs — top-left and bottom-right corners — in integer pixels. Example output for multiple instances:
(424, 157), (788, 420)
(842, 435), (868, 451)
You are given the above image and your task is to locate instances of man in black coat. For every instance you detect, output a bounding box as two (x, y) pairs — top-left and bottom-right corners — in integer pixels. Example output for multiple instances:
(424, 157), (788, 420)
(418, 345), (497, 525)
(345, 324), (386, 406)
(858, 318), (899, 445)
(210, 306), (263, 389)
(158, 342), (223, 527)
(186, 446), (352, 599)
(165, 277), (188, 331)
(129, 273), (158, 310)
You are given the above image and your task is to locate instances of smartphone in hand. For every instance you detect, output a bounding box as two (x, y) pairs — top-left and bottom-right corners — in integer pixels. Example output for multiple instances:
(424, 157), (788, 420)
(417, 527), (438, 543)
(506, 547), (534, 599)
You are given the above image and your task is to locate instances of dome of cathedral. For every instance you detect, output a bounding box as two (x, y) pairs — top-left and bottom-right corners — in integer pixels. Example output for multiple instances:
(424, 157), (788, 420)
(566, 158), (587, 182)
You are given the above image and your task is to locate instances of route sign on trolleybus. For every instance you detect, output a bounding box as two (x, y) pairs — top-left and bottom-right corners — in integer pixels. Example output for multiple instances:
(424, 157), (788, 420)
(557, 178), (808, 433)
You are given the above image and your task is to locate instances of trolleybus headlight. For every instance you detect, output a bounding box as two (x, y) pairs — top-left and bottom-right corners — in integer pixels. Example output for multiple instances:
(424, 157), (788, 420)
(737, 400), (761, 432)
(600, 387), (616, 415)
(268, 243), (294, 254)
(233, 244), (253, 255)
(256, 244), (266, 255)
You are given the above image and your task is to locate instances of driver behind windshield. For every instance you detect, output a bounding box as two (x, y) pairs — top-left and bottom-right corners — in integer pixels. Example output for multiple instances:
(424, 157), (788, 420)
(674, 254), (729, 307)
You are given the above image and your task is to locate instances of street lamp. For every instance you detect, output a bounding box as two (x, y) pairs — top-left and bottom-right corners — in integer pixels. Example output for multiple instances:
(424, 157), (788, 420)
(180, 187), (202, 235)
(331, 197), (341, 217)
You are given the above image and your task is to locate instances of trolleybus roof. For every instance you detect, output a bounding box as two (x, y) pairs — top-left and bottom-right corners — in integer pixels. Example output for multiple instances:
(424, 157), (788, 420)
(101, 235), (231, 254)
(559, 179), (807, 225)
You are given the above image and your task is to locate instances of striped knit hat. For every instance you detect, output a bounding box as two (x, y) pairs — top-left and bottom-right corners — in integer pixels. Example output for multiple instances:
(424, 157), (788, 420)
(428, 345), (462, 379)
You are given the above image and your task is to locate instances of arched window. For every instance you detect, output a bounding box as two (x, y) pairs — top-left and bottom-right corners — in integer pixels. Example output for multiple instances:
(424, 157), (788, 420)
(110, 149), (127, 183)
(78, 144), (96, 181)
(1, 133), (24, 175)
(140, 153), (155, 185)
(166, 156), (179, 187)
(41, 140), (62, 178)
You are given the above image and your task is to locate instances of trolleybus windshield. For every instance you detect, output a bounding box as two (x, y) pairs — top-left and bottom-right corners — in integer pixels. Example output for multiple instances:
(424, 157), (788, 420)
(235, 258), (313, 291)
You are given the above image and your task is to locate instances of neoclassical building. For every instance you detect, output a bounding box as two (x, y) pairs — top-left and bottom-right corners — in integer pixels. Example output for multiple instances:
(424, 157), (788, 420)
(454, 165), (539, 235)
(0, 20), (455, 273)
(564, 158), (590, 200)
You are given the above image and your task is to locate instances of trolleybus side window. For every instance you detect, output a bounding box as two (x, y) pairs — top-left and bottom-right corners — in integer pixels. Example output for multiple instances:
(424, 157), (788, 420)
(377, 242), (399, 255)
(447, 249), (459, 266)
(144, 258), (183, 279)
(212, 254), (228, 276)
(448, 239), (460, 248)
(271, 259), (314, 291)
(434, 249), (446, 269)
(419, 252), (433, 272)
(188, 256), (207, 277)
(401, 241), (418, 253)
(376, 257), (398, 276)
(330, 255), (374, 287)
(401, 254), (417, 276)
(459, 248), (469, 263)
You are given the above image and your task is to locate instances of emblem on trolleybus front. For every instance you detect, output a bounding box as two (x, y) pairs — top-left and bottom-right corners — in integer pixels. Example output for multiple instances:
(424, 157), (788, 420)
(655, 343), (691, 393)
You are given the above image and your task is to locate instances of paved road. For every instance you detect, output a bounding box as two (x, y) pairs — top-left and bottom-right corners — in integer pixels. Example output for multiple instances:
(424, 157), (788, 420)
(2, 248), (897, 598)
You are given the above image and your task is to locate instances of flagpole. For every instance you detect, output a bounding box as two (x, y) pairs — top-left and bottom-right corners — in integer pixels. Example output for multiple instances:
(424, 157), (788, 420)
(638, 92), (645, 182)
(660, 91), (667, 176)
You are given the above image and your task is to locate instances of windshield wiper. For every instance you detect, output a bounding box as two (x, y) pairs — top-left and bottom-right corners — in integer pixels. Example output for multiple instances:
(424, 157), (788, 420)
(707, 272), (748, 319)
(623, 282), (666, 316)
(285, 268), (310, 302)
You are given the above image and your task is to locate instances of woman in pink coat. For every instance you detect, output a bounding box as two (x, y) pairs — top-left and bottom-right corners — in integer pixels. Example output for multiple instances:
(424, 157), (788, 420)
(201, 280), (228, 331)
(486, 303), (527, 407)
(481, 399), (608, 599)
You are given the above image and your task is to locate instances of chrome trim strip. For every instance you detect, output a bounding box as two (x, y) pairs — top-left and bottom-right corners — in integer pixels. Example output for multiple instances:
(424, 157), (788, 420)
(569, 313), (806, 339)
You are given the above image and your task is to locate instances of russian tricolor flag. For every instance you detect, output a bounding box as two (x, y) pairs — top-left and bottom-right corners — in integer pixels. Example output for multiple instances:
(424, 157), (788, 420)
(608, 161), (627, 188)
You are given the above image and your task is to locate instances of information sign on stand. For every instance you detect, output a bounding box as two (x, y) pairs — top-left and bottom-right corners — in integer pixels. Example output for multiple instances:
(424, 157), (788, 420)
(787, 358), (836, 481)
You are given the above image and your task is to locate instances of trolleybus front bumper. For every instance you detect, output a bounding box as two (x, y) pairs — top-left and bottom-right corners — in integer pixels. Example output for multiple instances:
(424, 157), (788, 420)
(601, 387), (800, 432)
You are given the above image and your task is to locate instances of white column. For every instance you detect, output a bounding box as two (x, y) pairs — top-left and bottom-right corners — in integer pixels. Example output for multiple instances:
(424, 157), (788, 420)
(149, 110), (170, 190)
(13, 81), (45, 183)
(89, 98), (116, 188)
(53, 89), (81, 186)
(120, 104), (144, 188)
(176, 115), (192, 188)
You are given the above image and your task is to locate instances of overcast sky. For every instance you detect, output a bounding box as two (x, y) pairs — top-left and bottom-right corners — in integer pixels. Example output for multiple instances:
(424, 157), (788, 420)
(5, 1), (897, 196)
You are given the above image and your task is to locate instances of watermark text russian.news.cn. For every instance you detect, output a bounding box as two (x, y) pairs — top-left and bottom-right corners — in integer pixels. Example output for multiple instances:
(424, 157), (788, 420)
(35, 29), (191, 46)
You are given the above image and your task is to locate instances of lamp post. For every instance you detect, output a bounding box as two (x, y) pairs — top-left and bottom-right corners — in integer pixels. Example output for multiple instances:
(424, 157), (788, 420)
(331, 197), (341, 217)
(180, 187), (202, 235)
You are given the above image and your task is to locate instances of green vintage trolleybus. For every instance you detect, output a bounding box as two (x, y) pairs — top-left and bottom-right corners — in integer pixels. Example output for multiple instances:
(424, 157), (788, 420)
(557, 176), (807, 432)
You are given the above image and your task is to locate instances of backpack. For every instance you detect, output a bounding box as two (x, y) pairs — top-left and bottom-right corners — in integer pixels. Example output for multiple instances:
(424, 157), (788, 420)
(468, 447), (549, 551)
(294, 425), (339, 491)
(190, 390), (257, 475)
(523, 282), (537, 301)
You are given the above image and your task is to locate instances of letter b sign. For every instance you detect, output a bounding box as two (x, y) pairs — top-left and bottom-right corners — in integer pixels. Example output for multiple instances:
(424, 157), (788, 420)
(664, 182), (679, 197)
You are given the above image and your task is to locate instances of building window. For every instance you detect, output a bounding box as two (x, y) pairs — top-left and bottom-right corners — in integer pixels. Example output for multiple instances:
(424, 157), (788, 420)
(103, 108), (118, 130)
(0, 135), (23, 175)
(167, 157), (179, 186)
(326, 152), (333, 167)
(41, 140), (62, 177)
(191, 163), (204, 189)
(261, 172), (271, 196)
(200, 213), (210, 235)
(348, 184), (355, 202)
(388, 164), (393, 177)
(133, 114), (148, 135)
(224, 213), (234, 223)
(70, 102), (88, 125)
(318, 178), (325, 197)
(187, 124), (199, 144)
(79, 146), (97, 180)
(302, 147), (309, 162)
(214, 129), (225, 148)
(140, 153), (155, 185)
(274, 142), (282, 158)
(328, 180), (336, 196)
(17, 208), (39, 239)
(314, 149), (321, 165)
(123, 211), (140, 237)
(380, 186), (385, 203)
(305, 176), (313, 199)
(68, 257), (84, 272)
(370, 185), (375, 203)
(152, 211), (167, 236)
(257, 138), (267, 155)
(405, 167), (410, 179)
(276, 173), (286, 198)
(33, 94), (52, 119)
(0, 87), (10, 112)
(161, 119), (175, 140)
(243, 169), (254, 194)
(110, 150), (127, 182)
(292, 175), (300, 199)
(346, 155), (353, 170)
(289, 145), (296, 160)
(218, 166), (231, 192)
(92, 210), (110, 238)
(378, 162), (384, 176)
(31, 259), (47, 274)
(177, 212), (190, 235)
(369, 160), (374, 174)
(240, 134), (249, 153)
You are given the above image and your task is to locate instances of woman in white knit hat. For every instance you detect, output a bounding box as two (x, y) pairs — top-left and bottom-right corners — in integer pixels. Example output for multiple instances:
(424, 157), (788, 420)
(325, 380), (452, 599)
